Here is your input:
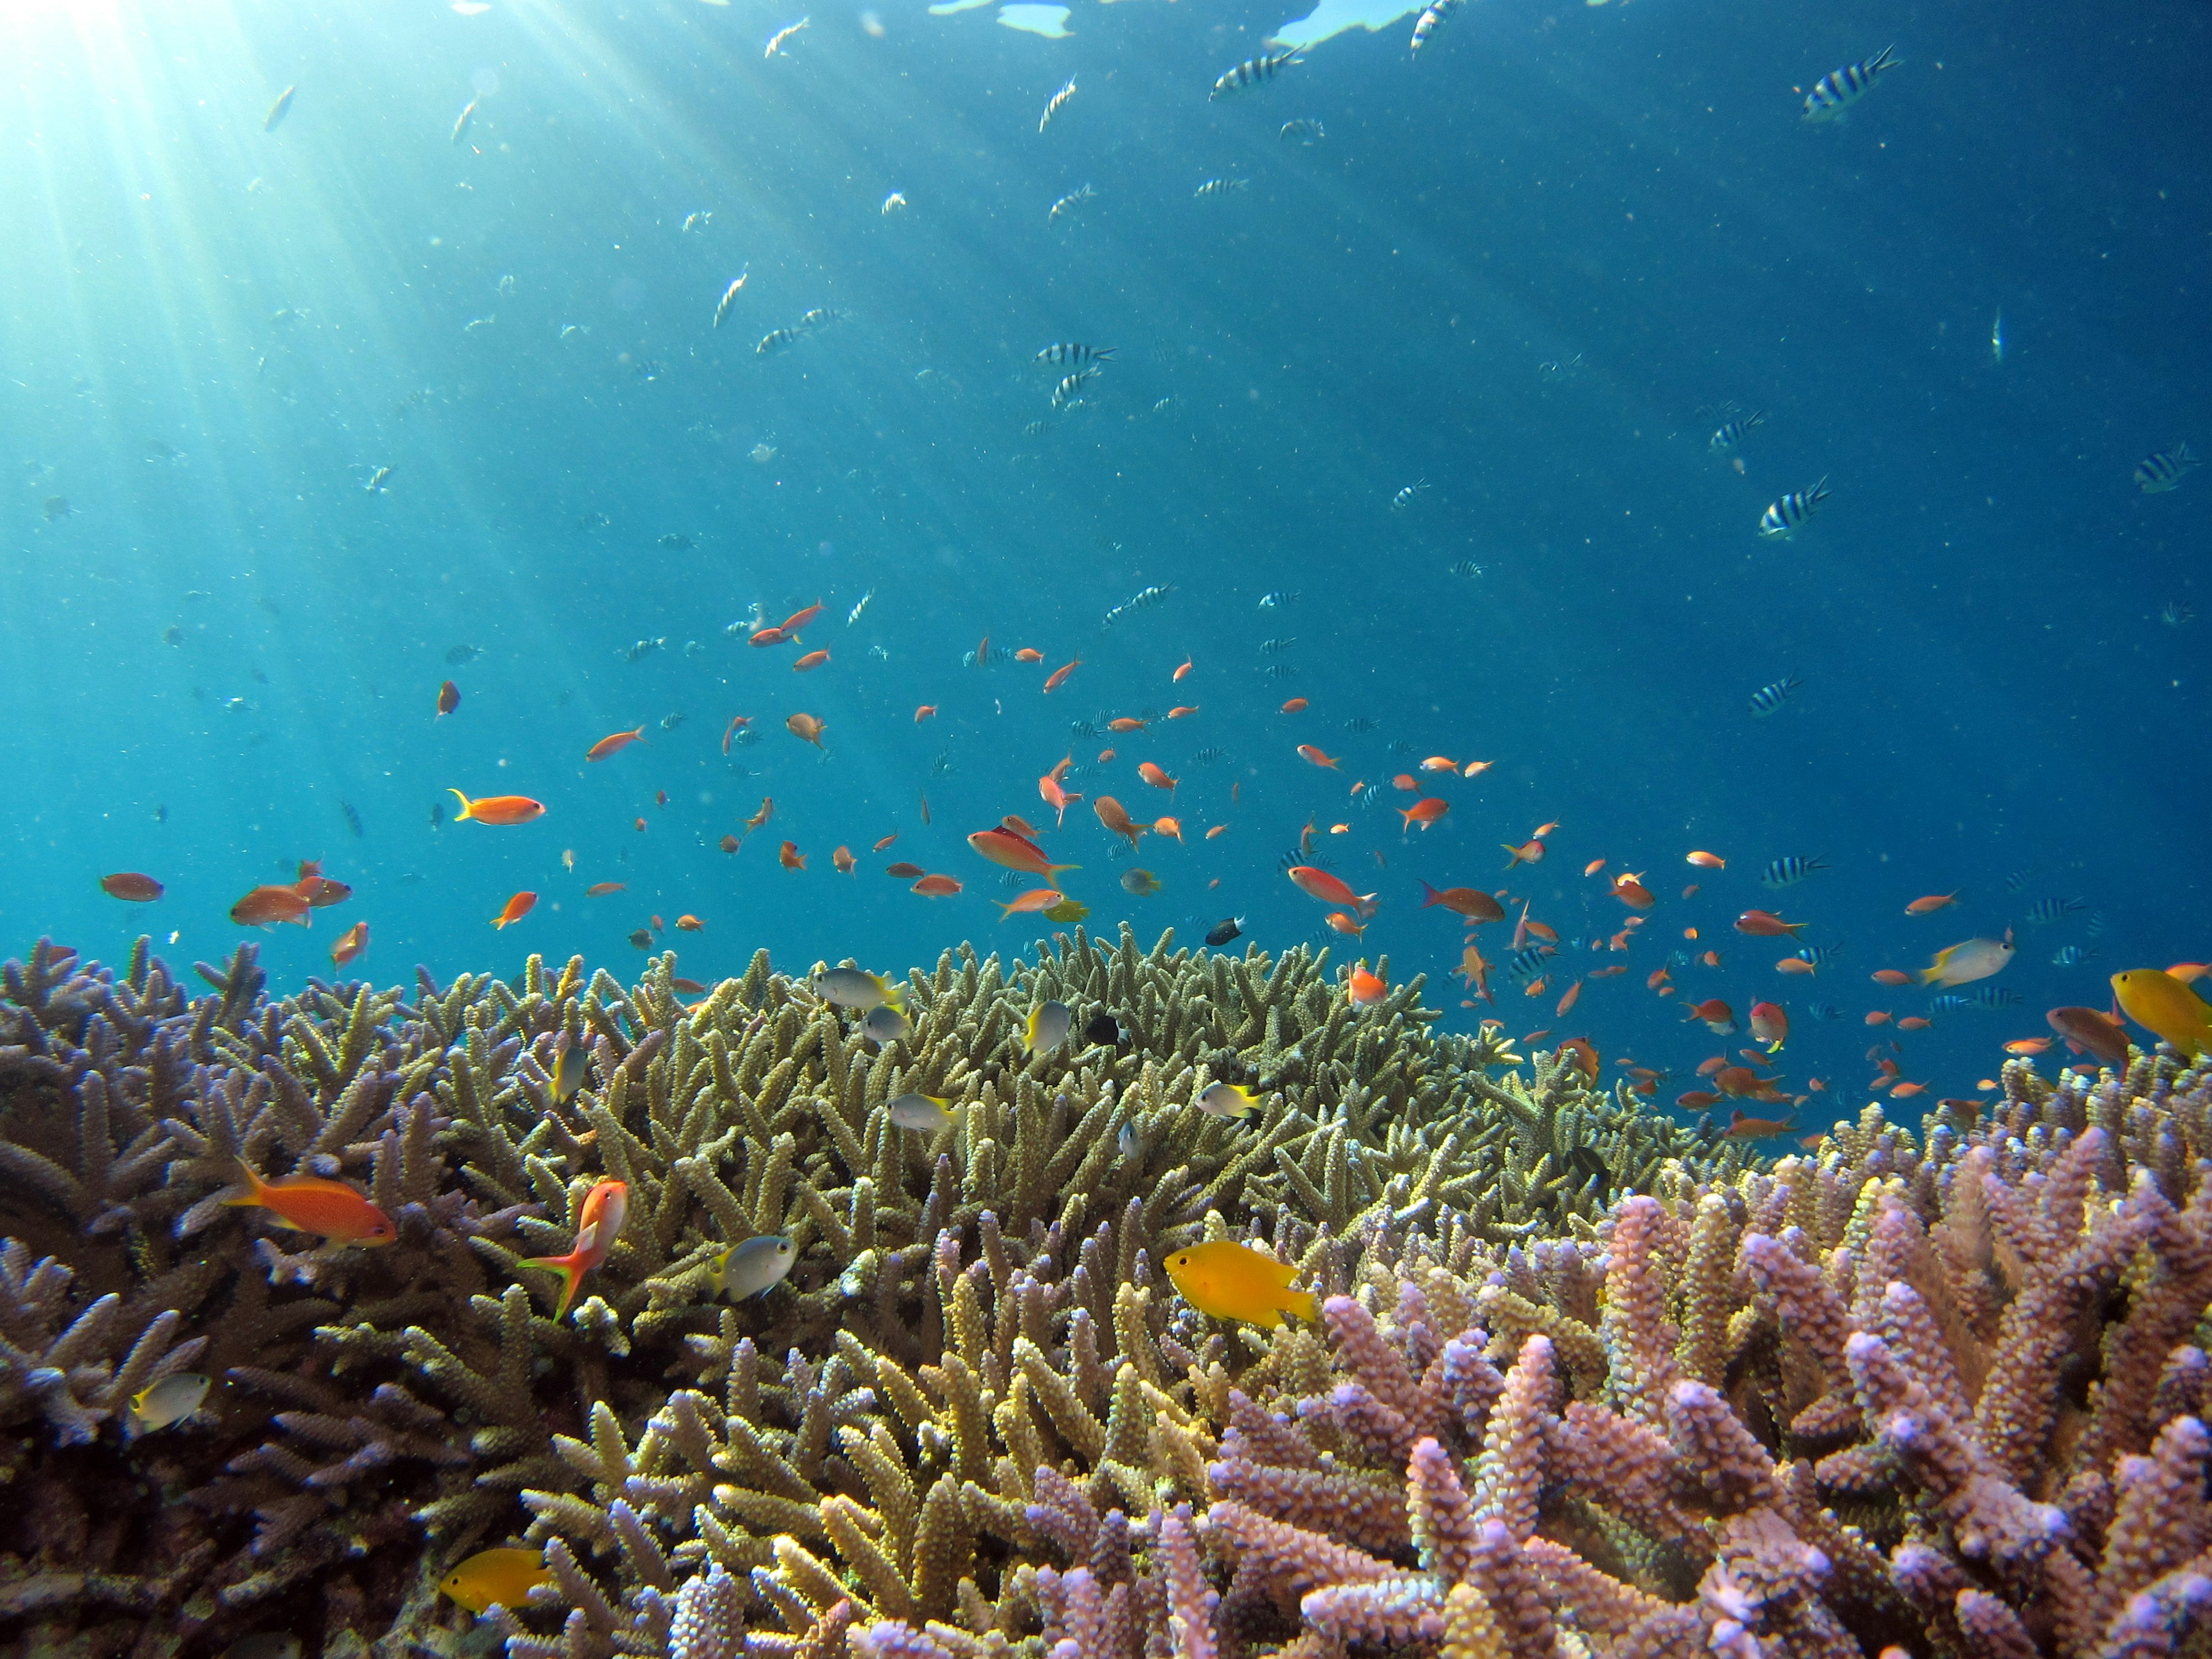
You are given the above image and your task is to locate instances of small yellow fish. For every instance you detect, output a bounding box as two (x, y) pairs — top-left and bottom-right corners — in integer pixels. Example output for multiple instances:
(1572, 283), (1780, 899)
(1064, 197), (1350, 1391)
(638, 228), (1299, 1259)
(2112, 969), (2212, 1060)
(1164, 1240), (1316, 1327)
(1043, 897), (1089, 924)
(439, 1547), (552, 1615)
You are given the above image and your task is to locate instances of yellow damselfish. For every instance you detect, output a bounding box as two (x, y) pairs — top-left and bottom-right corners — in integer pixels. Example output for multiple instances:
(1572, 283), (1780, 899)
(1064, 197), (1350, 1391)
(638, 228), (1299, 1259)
(1164, 1240), (1316, 1327)
(438, 1547), (552, 1615)
(2112, 969), (2212, 1060)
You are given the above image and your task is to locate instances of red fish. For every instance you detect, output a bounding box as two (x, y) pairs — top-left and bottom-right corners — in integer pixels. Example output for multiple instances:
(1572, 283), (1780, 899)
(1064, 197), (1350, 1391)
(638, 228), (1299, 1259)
(779, 600), (824, 635)
(1871, 968), (1914, 986)
(1725, 1111), (1796, 1141)
(1683, 998), (1736, 1034)
(1347, 965), (1387, 1006)
(1905, 893), (1959, 915)
(437, 680), (460, 717)
(1093, 797), (1146, 850)
(885, 861), (926, 878)
(911, 873), (962, 896)
(520, 1178), (627, 1314)
(1501, 840), (1546, 868)
(1398, 798), (1449, 834)
(1296, 744), (1340, 768)
(1016, 647), (1044, 663)
(1287, 865), (1376, 916)
(100, 872), (164, 902)
(786, 713), (827, 748)
(915, 704), (937, 722)
(749, 626), (787, 647)
(969, 825), (1080, 881)
(228, 1159), (395, 1245)
(1555, 979), (1582, 1016)
(448, 790), (546, 827)
(793, 649), (831, 672)
(1280, 697), (1308, 713)
(1612, 873), (1654, 909)
(1110, 717), (1149, 732)
(1685, 851), (1725, 869)
(874, 834), (899, 851)
(2046, 1005), (2130, 1065)
(1043, 658), (1081, 694)
(231, 883), (312, 928)
(586, 882), (626, 895)
(1748, 1001), (1788, 1050)
(491, 892), (537, 929)
(588, 728), (647, 762)
(329, 921), (370, 969)
(1734, 910), (1806, 938)
(1419, 882), (1505, 923)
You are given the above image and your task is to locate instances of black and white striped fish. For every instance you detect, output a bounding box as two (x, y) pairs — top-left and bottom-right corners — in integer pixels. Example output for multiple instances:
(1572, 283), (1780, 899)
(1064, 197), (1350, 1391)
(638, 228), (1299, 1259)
(1036, 343), (1113, 367)
(1343, 717), (1379, 733)
(712, 274), (747, 329)
(1259, 589), (1299, 607)
(1279, 119), (1325, 145)
(1191, 746), (1229, 766)
(1760, 855), (1828, 889)
(1709, 411), (1765, 453)
(1930, 986), (2024, 1012)
(2024, 897), (2085, 925)
(2002, 867), (2033, 893)
(2051, 945), (2097, 967)
(1747, 675), (1802, 717)
(1211, 50), (1300, 99)
(2086, 911), (2106, 938)
(1757, 477), (1831, 539)
(1448, 559), (1486, 577)
(1351, 782), (1380, 809)
(1391, 480), (1428, 511)
(1051, 369), (1099, 410)
(1259, 637), (1297, 654)
(1802, 44), (1897, 123)
(757, 326), (808, 356)
(1048, 184), (1097, 224)
(1410, 0), (1462, 54)
(1794, 943), (1843, 968)
(1100, 584), (1175, 628)
(1506, 945), (1552, 982)
(1806, 1001), (1843, 1021)
(1194, 177), (1250, 198)
(2135, 442), (2200, 494)
(1263, 663), (1298, 679)
(1389, 738), (1418, 755)
(1039, 77), (1077, 133)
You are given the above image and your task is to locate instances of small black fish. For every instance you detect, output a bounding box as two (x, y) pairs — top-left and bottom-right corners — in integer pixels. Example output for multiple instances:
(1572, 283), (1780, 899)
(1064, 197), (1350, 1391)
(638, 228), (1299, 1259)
(628, 928), (653, 950)
(1085, 1013), (1122, 1046)
(445, 643), (482, 665)
(339, 800), (363, 838)
(430, 799), (445, 828)
(1205, 916), (1244, 947)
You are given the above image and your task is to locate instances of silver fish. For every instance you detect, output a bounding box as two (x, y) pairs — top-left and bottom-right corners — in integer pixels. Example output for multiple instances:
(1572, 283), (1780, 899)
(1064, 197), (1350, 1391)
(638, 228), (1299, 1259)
(1391, 481), (1427, 510)
(815, 967), (904, 1010)
(1024, 999), (1072, 1054)
(128, 1372), (211, 1434)
(1051, 368), (1099, 409)
(713, 275), (748, 329)
(1211, 50), (1300, 99)
(1279, 118), (1325, 144)
(263, 85), (296, 133)
(847, 588), (875, 625)
(1049, 183), (1097, 222)
(757, 326), (809, 355)
(1194, 177), (1250, 198)
(887, 1092), (956, 1131)
(1039, 77), (1077, 132)
(1036, 342), (1114, 366)
(709, 1235), (797, 1298)
(451, 99), (479, 146)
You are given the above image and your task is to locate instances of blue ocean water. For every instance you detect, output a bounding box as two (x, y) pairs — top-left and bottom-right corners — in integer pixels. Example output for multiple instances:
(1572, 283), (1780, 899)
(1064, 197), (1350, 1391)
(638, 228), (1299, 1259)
(0, 0), (2202, 1115)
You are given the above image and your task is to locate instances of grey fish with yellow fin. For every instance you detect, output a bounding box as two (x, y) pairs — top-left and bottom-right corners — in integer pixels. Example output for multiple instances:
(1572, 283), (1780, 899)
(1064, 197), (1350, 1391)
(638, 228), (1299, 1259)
(1024, 1000), (1072, 1054)
(128, 1372), (211, 1434)
(814, 966), (904, 1011)
(887, 1092), (957, 1131)
(709, 1235), (797, 1299)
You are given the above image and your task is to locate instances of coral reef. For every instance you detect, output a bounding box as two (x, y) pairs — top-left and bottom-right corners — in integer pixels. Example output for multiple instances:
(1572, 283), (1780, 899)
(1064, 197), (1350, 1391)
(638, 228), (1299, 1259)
(9, 924), (2209, 1659)
(0, 926), (1714, 1657)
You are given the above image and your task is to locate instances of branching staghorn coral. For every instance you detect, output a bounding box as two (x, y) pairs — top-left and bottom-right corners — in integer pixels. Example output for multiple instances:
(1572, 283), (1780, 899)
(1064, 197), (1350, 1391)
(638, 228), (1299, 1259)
(0, 926), (1707, 1657)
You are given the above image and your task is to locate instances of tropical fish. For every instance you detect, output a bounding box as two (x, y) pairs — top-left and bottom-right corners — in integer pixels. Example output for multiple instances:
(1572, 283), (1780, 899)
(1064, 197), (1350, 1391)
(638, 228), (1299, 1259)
(1410, 0), (1461, 53)
(2111, 969), (2212, 1059)
(329, 921), (369, 970)
(1685, 851), (1726, 869)
(1164, 1240), (1315, 1325)
(1757, 478), (1831, 538)
(1419, 882), (1505, 923)
(491, 892), (537, 930)
(128, 1372), (211, 1434)
(437, 680), (460, 717)
(888, 1093), (957, 1131)
(2136, 442), (2202, 493)
(1094, 797), (1146, 850)
(1211, 50), (1301, 99)
(1206, 916), (1244, 946)
(998, 887), (1067, 918)
(713, 276), (748, 329)
(1709, 411), (1765, 453)
(1802, 44), (1897, 122)
(969, 825), (1079, 882)
(786, 712), (827, 747)
(1279, 118), (1325, 143)
(1398, 798), (1449, 833)
(1736, 910), (1808, 939)
(1347, 965), (1387, 1006)
(448, 790), (545, 825)
(440, 1548), (552, 1615)
(780, 842), (806, 870)
(2023, 897), (2085, 925)
(1759, 855), (1827, 888)
(1120, 869), (1162, 896)
(1905, 893), (1958, 914)
(263, 84), (297, 132)
(1194, 177), (1250, 198)
(1922, 933), (2015, 987)
(763, 16), (809, 56)
(1048, 183), (1097, 222)
(230, 883), (313, 928)
(227, 1160), (396, 1245)
(1024, 1000), (1073, 1054)
(912, 874), (962, 896)
(861, 1005), (911, 1044)
(551, 1038), (588, 1104)
(1748, 1002), (1789, 1050)
(100, 872), (164, 902)
(451, 99), (479, 146)
(2046, 1005), (2131, 1065)
(1286, 865), (1374, 914)
(1036, 341), (1112, 366)
(1748, 675), (1802, 717)
(519, 1179), (628, 1315)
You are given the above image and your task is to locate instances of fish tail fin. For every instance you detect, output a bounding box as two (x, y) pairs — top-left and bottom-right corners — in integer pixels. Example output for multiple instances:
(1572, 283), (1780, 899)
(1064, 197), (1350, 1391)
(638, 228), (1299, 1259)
(706, 1254), (727, 1298)
(1050, 861), (1082, 881)
(518, 1252), (586, 1315)
(225, 1160), (268, 1207)
(1420, 881), (1443, 907)
(1284, 1288), (1319, 1323)
(448, 788), (475, 821)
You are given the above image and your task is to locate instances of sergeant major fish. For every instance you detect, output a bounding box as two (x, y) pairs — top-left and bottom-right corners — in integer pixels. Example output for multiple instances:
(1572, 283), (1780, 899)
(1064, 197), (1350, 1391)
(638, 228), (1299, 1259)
(1758, 477), (1831, 539)
(2135, 442), (2200, 494)
(712, 273), (748, 328)
(1049, 183), (1097, 222)
(1802, 44), (1897, 122)
(1709, 411), (1765, 453)
(1039, 77), (1077, 132)
(1410, 0), (1462, 54)
(764, 17), (809, 56)
(1211, 50), (1301, 99)
(1194, 177), (1250, 198)
(1747, 674), (1802, 716)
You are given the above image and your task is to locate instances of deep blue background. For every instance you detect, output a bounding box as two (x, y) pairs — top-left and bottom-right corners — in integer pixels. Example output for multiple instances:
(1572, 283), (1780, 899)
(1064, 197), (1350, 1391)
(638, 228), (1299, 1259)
(0, 0), (2202, 1110)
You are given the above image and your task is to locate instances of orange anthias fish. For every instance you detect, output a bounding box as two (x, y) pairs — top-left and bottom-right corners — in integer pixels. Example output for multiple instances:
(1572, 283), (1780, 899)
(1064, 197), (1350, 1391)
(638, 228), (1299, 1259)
(1015, 647), (1045, 663)
(779, 842), (806, 869)
(1420, 882), (1506, 923)
(1325, 911), (1366, 935)
(1154, 816), (1184, 842)
(1206, 824), (1228, 839)
(1347, 965), (1387, 1006)
(586, 881), (626, 896)
(786, 713), (827, 747)
(1683, 998), (1737, 1034)
(1555, 979), (1583, 1017)
(1280, 697), (1308, 713)
(997, 887), (1065, 919)
(1457, 942), (1494, 1003)
(886, 861), (926, 878)
(1871, 968), (1914, 985)
(2046, 1006), (2131, 1065)
(1173, 657), (1193, 681)
(231, 883), (313, 929)
(1735, 910), (1807, 938)
(1685, 851), (1726, 869)
(228, 1159), (396, 1245)
(449, 790), (546, 825)
(969, 825), (1080, 881)
(1168, 705), (1198, 719)
(1296, 744), (1339, 768)
(1502, 839), (1546, 868)
(437, 680), (460, 717)
(832, 846), (855, 874)
(749, 626), (787, 648)
(911, 873), (962, 896)
(1039, 764), (1082, 826)
(1612, 873), (1654, 909)
(2003, 1036), (2055, 1056)
(793, 649), (831, 672)
(1109, 717), (1148, 732)
(746, 797), (775, 832)
(1097, 747), (1118, 764)
(100, 872), (165, 902)
(1042, 658), (1081, 694)
(874, 834), (899, 851)
(491, 891), (537, 929)
(1725, 1110), (1797, 1141)
(586, 728), (647, 762)
(1748, 1001), (1789, 1050)
(1905, 892), (1959, 915)
(1398, 798), (1449, 834)
(1093, 797), (1146, 850)
(914, 704), (937, 722)
(779, 600), (825, 635)
(1392, 774), (1419, 791)
(329, 921), (370, 970)
(721, 714), (752, 753)
(1287, 865), (1377, 916)
(1419, 756), (1456, 772)
(1777, 956), (1817, 975)
(675, 915), (704, 931)
(1137, 761), (1177, 797)
(520, 1178), (627, 1315)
